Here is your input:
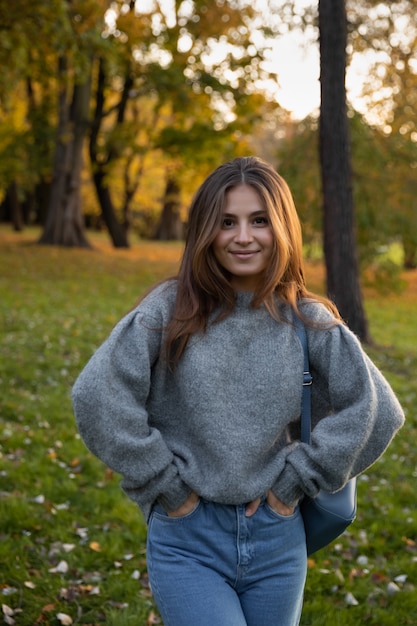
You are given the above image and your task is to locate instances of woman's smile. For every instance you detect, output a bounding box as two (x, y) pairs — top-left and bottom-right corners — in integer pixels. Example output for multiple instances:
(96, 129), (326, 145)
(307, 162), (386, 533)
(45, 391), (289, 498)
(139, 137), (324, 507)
(229, 250), (259, 258)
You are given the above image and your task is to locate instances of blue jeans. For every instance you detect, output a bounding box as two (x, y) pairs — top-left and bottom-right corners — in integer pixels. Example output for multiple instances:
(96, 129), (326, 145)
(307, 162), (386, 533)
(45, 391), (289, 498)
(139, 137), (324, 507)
(146, 498), (307, 625)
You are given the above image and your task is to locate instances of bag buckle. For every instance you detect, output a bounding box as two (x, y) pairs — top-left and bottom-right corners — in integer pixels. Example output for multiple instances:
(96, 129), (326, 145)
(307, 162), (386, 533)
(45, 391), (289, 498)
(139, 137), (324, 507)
(303, 371), (312, 386)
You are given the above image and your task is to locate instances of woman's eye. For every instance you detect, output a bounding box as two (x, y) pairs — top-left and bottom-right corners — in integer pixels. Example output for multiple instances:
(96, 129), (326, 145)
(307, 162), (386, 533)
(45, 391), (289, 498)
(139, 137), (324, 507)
(254, 216), (268, 225)
(222, 218), (234, 228)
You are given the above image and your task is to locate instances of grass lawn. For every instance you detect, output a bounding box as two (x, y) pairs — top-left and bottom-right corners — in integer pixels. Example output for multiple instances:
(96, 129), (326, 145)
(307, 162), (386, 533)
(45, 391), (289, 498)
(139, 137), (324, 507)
(1, 226), (416, 625)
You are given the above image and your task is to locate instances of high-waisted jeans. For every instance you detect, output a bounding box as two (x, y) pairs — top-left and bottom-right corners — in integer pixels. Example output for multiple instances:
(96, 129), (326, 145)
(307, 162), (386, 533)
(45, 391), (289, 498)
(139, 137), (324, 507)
(146, 497), (307, 626)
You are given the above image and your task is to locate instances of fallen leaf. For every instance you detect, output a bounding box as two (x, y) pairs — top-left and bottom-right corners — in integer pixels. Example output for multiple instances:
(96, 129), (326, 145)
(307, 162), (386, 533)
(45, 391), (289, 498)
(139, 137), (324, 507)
(356, 555), (369, 566)
(1, 587), (17, 596)
(107, 601), (129, 609)
(105, 468), (114, 480)
(62, 544), (76, 553)
(387, 581), (401, 595)
(49, 561), (69, 574)
(89, 541), (101, 552)
(371, 571), (388, 584)
(349, 568), (367, 580)
(55, 503), (70, 511)
(345, 592), (359, 606)
(2, 605), (15, 626)
(24, 581), (36, 589)
(75, 528), (88, 539)
(58, 588), (71, 601)
(402, 536), (416, 545)
(394, 574), (407, 584)
(147, 610), (161, 625)
(2, 605), (14, 617)
(82, 571), (102, 583)
(56, 612), (73, 625)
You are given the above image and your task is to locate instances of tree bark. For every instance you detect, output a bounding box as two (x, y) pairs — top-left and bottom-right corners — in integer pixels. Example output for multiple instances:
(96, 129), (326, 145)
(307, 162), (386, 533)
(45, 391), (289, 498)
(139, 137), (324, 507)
(89, 57), (129, 248)
(92, 169), (129, 247)
(403, 237), (417, 269)
(38, 56), (91, 247)
(319, 0), (370, 341)
(8, 182), (24, 231)
(154, 177), (183, 240)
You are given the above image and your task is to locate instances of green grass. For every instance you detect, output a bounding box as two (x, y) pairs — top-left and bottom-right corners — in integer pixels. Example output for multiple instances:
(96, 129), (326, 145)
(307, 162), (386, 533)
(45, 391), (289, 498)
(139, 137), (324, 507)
(1, 226), (416, 625)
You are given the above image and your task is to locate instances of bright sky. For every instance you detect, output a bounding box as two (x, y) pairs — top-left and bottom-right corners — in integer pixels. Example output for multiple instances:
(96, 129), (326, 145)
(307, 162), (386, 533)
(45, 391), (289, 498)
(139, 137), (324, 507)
(114, 0), (372, 122)
(131, 0), (322, 119)
(263, 34), (321, 120)
(266, 39), (371, 121)
(262, 12), (375, 121)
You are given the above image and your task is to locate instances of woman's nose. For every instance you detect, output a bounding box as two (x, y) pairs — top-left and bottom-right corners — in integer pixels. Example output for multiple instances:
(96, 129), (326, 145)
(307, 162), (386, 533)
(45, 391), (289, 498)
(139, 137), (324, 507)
(235, 221), (253, 243)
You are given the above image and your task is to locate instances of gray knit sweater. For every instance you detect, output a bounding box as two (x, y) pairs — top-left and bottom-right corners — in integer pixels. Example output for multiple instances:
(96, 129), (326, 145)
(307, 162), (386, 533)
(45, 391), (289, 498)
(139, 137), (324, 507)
(72, 280), (404, 521)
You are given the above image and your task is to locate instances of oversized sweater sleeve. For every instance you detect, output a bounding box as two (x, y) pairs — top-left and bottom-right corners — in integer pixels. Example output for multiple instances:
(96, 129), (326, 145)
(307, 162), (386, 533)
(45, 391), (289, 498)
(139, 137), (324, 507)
(72, 286), (191, 517)
(273, 304), (405, 507)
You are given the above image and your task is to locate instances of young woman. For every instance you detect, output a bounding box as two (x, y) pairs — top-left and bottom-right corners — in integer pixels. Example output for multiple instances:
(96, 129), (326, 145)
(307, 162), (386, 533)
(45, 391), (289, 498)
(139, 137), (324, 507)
(72, 156), (404, 625)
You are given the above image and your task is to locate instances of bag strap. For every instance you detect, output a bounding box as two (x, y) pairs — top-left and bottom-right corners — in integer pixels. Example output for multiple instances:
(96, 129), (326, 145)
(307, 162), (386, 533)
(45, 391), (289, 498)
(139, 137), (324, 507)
(293, 314), (313, 445)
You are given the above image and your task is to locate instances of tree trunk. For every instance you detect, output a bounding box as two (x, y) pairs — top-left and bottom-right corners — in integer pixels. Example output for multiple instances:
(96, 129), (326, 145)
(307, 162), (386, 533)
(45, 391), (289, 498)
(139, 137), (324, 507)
(154, 177), (183, 240)
(34, 179), (51, 225)
(39, 56), (91, 247)
(403, 237), (417, 269)
(8, 182), (24, 231)
(319, 0), (370, 342)
(89, 57), (129, 248)
(92, 169), (129, 247)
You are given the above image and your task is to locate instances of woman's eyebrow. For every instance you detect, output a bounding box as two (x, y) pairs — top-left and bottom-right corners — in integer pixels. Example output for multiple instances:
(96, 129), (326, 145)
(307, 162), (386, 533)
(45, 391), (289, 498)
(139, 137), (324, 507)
(222, 210), (267, 217)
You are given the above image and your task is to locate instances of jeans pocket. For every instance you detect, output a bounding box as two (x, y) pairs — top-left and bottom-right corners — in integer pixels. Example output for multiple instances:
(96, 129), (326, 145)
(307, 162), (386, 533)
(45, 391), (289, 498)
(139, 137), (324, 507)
(264, 502), (300, 521)
(151, 499), (202, 522)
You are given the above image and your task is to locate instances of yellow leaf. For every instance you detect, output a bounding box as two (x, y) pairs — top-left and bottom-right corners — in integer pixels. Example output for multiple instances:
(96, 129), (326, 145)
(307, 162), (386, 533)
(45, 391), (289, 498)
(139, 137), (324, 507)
(147, 610), (161, 625)
(402, 536), (416, 547)
(89, 541), (101, 552)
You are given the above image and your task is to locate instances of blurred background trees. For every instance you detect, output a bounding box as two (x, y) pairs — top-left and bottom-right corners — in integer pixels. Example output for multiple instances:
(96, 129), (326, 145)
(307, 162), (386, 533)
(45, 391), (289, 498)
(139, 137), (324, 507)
(277, 0), (417, 277)
(0, 0), (279, 246)
(0, 0), (416, 325)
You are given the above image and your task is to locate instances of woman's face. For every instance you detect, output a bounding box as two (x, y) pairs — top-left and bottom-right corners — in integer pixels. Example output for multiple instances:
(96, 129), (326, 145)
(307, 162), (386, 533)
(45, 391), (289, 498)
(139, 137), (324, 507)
(212, 184), (274, 292)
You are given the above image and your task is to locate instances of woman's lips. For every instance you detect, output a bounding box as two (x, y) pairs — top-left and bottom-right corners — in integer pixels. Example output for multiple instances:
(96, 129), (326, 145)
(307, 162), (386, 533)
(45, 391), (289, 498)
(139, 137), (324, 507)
(229, 250), (259, 259)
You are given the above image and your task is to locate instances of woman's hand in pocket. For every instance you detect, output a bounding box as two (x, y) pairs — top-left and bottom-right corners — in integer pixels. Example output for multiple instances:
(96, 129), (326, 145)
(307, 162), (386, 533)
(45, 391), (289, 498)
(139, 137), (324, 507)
(266, 491), (294, 516)
(167, 492), (199, 517)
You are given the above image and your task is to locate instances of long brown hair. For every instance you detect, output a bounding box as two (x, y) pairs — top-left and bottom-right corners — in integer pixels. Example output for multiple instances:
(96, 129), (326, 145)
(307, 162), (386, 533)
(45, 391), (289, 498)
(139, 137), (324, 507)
(164, 156), (340, 368)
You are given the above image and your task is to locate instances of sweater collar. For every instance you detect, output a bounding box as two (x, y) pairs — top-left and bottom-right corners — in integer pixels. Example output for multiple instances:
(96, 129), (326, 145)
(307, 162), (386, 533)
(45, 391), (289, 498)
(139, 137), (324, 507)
(234, 291), (256, 307)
